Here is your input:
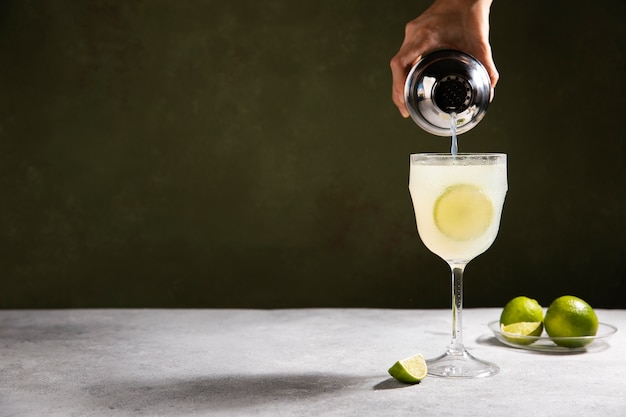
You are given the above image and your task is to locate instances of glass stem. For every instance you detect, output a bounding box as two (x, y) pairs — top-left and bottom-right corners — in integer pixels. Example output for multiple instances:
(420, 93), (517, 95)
(449, 262), (467, 354)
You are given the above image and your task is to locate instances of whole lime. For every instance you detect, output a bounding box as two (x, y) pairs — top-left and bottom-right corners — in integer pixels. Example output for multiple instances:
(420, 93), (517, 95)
(544, 295), (598, 348)
(500, 296), (544, 326)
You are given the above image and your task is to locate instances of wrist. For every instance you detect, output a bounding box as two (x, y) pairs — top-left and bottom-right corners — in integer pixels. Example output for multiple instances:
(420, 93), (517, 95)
(432, 0), (492, 10)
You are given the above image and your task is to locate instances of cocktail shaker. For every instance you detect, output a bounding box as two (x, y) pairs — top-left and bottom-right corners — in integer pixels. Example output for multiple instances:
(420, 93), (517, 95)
(404, 49), (492, 136)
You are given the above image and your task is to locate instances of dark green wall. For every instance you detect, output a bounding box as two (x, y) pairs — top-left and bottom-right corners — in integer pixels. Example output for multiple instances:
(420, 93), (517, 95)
(1, 0), (625, 309)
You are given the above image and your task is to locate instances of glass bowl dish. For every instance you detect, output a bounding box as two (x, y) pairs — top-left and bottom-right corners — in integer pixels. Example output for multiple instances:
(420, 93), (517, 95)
(488, 321), (618, 353)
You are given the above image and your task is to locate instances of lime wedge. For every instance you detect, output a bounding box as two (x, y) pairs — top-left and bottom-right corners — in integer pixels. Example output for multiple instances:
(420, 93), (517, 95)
(434, 184), (494, 241)
(388, 353), (427, 384)
(500, 321), (543, 345)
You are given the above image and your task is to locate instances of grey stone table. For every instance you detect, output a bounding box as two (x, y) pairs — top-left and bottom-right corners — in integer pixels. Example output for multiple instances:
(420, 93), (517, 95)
(1, 308), (624, 416)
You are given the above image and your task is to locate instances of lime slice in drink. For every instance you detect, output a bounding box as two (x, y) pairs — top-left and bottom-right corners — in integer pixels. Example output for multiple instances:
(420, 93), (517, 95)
(500, 322), (543, 345)
(388, 353), (428, 384)
(434, 184), (493, 240)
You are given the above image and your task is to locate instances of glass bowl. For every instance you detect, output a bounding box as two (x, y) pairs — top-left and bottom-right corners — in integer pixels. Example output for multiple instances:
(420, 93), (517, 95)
(488, 321), (618, 353)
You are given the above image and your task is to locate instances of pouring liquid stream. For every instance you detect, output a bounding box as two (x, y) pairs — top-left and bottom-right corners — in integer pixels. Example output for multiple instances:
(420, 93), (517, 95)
(450, 113), (458, 156)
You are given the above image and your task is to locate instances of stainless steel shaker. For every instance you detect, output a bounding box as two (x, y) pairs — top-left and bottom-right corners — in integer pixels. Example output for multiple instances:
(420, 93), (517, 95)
(404, 49), (492, 136)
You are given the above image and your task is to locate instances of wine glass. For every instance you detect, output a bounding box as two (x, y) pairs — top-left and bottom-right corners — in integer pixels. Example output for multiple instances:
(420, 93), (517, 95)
(409, 153), (507, 377)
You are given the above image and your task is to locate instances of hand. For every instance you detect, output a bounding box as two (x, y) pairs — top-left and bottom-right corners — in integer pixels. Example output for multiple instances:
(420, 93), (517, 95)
(390, 0), (498, 118)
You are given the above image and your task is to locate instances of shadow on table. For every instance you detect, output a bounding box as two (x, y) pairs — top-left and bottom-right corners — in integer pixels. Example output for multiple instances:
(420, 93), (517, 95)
(86, 373), (372, 414)
(372, 378), (416, 390)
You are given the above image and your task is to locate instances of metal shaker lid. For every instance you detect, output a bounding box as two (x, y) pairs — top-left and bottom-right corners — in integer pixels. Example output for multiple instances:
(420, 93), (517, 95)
(404, 49), (492, 136)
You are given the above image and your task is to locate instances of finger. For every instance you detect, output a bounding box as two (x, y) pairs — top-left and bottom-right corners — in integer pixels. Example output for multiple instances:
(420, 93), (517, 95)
(484, 61), (499, 89)
(390, 50), (425, 118)
(468, 47), (499, 100)
(390, 57), (410, 118)
(482, 60), (498, 102)
(475, 46), (499, 88)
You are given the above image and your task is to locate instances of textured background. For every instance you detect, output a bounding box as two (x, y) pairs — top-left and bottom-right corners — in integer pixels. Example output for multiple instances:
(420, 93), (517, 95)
(1, 0), (625, 308)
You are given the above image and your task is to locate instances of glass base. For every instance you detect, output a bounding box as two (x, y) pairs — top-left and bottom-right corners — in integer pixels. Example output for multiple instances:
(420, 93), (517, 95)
(426, 348), (499, 378)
